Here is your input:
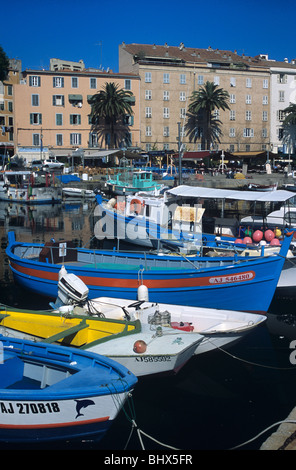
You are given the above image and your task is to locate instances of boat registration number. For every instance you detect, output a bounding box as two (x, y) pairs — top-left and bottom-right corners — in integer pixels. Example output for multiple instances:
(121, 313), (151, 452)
(0, 402), (60, 414)
(135, 356), (171, 362)
(209, 271), (255, 284)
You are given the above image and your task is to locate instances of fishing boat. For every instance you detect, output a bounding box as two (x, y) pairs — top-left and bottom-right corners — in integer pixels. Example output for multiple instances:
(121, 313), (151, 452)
(62, 187), (96, 199)
(248, 183), (278, 192)
(6, 230), (294, 312)
(0, 305), (203, 377)
(106, 168), (166, 195)
(0, 335), (137, 443)
(50, 267), (266, 356)
(0, 170), (62, 204)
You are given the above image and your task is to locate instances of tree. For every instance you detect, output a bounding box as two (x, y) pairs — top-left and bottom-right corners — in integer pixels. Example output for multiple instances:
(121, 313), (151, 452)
(89, 82), (134, 148)
(187, 81), (230, 150)
(281, 103), (296, 153)
(0, 45), (9, 82)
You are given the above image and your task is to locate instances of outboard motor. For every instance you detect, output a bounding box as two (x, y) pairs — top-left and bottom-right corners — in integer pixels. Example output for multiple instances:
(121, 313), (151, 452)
(53, 267), (89, 308)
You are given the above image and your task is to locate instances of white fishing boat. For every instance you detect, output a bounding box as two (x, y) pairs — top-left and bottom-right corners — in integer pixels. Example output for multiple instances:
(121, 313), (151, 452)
(0, 170), (62, 204)
(51, 268), (267, 356)
(62, 187), (96, 199)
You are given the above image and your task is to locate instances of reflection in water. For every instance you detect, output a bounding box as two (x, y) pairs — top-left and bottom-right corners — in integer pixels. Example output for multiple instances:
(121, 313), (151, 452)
(0, 201), (296, 449)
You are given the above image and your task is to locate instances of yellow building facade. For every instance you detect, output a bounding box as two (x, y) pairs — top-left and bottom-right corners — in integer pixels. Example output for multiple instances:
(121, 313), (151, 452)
(13, 67), (140, 163)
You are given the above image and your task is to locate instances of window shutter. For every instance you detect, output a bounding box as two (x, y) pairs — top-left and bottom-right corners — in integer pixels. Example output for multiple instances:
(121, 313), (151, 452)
(30, 113), (33, 124)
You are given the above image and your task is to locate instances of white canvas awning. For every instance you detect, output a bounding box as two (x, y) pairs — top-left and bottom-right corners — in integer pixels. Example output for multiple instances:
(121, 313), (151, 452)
(167, 185), (296, 203)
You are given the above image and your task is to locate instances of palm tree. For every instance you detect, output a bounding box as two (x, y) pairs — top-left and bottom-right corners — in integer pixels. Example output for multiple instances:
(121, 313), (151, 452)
(187, 81), (230, 150)
(281, 103), (296, 153)
(89, 82), (134, 148)
(0, 45), (9, 82)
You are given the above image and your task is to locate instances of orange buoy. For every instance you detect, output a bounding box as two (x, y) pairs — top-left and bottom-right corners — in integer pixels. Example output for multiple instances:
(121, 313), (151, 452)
(243, 236), (252, 244)
(270, 238), (280, 246)
(253, 230), (263, 243)
(130, 198), (144, 215)
(133, 340), (147, 354)
(235, 239), (243, 244)
(265, 229), (275, 242)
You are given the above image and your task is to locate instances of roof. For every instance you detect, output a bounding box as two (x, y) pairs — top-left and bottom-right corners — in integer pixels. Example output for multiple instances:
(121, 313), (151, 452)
(167, 185), (296, 202)
(120, 43), (296, 70)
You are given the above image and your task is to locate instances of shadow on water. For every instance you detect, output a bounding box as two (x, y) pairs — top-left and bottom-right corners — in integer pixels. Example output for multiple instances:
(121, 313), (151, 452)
(0, 201), (296, 450)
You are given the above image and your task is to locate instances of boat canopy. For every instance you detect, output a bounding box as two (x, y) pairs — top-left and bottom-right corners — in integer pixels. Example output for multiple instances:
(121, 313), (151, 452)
(167, 185), (296, 203)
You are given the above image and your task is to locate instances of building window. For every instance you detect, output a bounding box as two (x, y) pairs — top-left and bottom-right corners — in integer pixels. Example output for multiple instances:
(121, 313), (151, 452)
(229, 128), (235, 137)
(198, 75), (204, 85)
(56, 134), (63, 146)
(246, 94), (252, 104)
(278, 74), (287, 84)
(246, 78), (252, 88)
(179, 91), (186, 101)
(70, 114), (81, 125)
(31, 94), (39, 106)
(53, 77), (64, 88)
(263, 95), (268, 105)
(277, 110), (286, 121)
(70, 133), (81, 145)
(125, 79), (131, 90)
(243, 128), (254, 137)
(262, 128), (268, 138)
(163, 107), (169, 118)
(145, 72), (152, 83)
(30, 113), (42, 125)
(246, 110), (252, 121)
(163, 91), (170, 101)
(230, 77), (236, 87)
(180, 74), (186, 84)
(53, 95), (65, 106)
(145, 126), (152, 136)
(32, 133), (40, 145)
(56, 113), (63, 125)
(263, 79), (268, 89)
(71, 77), (78, 88)
(163, 126), (170, 137)
(262, 111), (268, 121)
(145, 90), (152, 100)
(8, 101), (13, 112)
(145, 107), (152, 118)
(29, 76), (41, 87)
(90, 78), (96, 89)
(230, 94), (236, 103)
(146, 143), (152, 151)
(7, 85), (12, 96)
(180, 108), (186, 119)
(163, 73), (170, 84)
(279, 91), (285, 102)
(230, 110), (236, 121)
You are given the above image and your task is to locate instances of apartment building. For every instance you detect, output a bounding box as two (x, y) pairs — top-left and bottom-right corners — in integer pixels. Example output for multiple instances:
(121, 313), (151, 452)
(119, 43), (296, 155)
(13, 65), (140, 163)
(269, 59), (296, 154)
(0, 59), (22, 158)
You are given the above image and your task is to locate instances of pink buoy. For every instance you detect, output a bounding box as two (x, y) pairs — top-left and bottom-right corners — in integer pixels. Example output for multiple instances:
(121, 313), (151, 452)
(253, 230), (263, 242)
(235, 239), (243, 244)
(243, 236), (252, 244)
(265, 229), (275, 242)
(133, 340), (147, 354)
(270, 238), (280, 246)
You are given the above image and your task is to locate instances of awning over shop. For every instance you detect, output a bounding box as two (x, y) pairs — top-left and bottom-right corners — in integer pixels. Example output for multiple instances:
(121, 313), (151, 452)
(182, 151), (210, 160)
(168, 185), (295, 202)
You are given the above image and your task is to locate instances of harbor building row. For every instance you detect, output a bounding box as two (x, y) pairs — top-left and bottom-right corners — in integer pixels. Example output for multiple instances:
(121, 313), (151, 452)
(1, 45), (296, 164)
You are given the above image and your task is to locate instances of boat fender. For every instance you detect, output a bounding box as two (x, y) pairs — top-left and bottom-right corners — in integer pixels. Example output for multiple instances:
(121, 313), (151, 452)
(137, 284), (149, 301)
(130, 198), (144, 215)
(133, 340), (147, 354)
(171, 322), (194, 332)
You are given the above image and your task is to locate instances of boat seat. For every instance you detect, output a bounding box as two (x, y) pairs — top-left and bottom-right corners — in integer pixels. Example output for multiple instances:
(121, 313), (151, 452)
(42, 320), (89, 344)
(0, 355), (24, 389)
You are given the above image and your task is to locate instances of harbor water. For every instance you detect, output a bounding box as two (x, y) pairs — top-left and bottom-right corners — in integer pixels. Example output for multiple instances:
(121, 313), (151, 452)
(0, 199), (296, 451)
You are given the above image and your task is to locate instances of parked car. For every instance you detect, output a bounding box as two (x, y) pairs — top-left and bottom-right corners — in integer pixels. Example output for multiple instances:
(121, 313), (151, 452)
(43, 158), (64, 170)
(31, 160), (43, 170)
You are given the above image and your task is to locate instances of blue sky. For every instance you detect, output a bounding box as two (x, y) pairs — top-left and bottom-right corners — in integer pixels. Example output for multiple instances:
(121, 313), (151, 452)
(2, 0), (295, 72)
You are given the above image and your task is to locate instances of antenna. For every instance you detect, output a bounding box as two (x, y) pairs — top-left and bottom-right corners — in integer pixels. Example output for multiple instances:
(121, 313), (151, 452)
(95, 41), (103, 68)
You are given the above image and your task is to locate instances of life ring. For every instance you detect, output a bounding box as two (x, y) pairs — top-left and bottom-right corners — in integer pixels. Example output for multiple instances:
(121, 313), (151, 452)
(130, 198), (144, 215)
(114, 201), (126, 212)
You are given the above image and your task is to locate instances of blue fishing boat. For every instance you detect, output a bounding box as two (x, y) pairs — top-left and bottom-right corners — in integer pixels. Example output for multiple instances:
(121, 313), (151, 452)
(0, 335), (137, 443)
(6, 230), (294, 313)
